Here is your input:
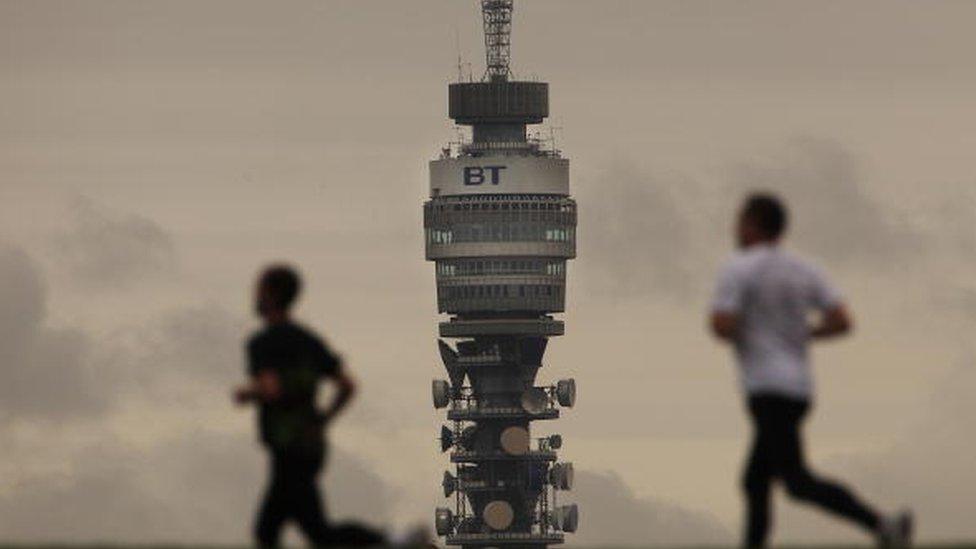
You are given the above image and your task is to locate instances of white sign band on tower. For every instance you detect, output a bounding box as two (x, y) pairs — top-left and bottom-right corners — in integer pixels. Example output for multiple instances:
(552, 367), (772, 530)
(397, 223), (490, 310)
(430, 156), (570, 197)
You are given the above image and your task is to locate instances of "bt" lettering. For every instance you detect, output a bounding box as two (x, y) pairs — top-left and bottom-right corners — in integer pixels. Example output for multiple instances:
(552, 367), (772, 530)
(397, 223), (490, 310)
(463, 166), (507, 186)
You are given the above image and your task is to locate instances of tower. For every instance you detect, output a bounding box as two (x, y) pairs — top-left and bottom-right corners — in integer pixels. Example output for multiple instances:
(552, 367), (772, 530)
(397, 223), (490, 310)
(426, 2), (579, 547)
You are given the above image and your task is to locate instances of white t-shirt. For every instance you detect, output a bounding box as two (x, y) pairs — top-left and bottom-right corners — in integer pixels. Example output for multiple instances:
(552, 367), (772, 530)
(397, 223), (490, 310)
(711, 244), (842, 400)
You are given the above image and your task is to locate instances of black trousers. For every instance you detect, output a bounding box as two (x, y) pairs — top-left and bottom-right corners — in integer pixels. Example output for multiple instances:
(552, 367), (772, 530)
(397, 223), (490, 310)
(255, 447), (386, 547)
(743, 395), (880, 547)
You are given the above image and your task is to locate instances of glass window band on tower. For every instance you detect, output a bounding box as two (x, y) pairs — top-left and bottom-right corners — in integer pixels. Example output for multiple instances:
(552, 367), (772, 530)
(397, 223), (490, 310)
(425, 195), (577, 261)
(434, 257), (568, 314)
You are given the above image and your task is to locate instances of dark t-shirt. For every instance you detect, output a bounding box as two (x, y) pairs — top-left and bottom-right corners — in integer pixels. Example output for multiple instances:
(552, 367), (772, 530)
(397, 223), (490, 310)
(247, 322), (340, 451)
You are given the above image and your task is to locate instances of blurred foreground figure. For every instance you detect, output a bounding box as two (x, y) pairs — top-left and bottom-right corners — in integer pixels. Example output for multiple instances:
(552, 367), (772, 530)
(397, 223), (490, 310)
(234, 265), (425, 547)
(709, 194), (913, 548)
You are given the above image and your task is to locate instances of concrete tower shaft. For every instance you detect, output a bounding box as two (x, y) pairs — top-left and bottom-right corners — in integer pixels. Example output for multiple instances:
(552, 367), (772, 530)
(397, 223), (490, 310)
(426, 3), (578, 547)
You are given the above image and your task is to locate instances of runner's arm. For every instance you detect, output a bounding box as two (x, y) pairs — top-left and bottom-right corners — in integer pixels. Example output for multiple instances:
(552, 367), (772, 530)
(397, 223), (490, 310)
(710, 311), (741, 342)
(710, 258), (745, 344)
(810, 304), (853, 339)
(317, 363), (356, 426)
(233, 369), (282, 405)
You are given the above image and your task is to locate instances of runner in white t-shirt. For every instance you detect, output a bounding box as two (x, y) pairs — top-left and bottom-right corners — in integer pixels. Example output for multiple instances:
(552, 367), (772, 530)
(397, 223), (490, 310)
(709, 193), (912, 548)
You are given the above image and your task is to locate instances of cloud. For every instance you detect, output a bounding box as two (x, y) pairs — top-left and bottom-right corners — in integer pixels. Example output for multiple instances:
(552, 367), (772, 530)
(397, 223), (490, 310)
(99, 304), (247, 404)
(569, 469), (731, 547)
(0, 238), (238, 421)
(730, 137), (922, 266)
(0, 430), (395, 544)
(579, 163), (708, 299)
(843, 356), (976, 541)
(922, 180), (976, 259)
(54, 196), (177, 290)
(578, 138), (954, 302)
(0, 244), (108, 421)
(913, 181), (976, 316)
(578, 138), (922, 301)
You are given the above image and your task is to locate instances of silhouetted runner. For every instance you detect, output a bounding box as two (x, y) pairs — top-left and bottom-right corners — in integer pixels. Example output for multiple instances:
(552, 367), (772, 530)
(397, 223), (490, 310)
(709, 194), (913, 548)
(234, 265), (402, 547)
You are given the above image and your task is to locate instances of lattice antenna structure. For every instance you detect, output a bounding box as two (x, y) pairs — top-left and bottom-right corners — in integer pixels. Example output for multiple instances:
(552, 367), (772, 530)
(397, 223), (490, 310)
(481, 0), (514, 81)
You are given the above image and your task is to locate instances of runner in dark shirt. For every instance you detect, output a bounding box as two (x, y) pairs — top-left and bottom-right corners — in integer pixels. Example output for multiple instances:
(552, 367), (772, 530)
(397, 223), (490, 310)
(234, 264), (387, 547)
(248, 322), (340, 452)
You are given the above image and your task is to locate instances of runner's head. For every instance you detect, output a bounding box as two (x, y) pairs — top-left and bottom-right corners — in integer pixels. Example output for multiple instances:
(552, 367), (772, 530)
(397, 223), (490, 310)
(738, 193), (788, 248)
(255, 264), (301, 320)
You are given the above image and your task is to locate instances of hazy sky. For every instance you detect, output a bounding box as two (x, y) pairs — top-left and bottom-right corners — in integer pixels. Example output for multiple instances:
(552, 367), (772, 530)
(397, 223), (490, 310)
(2, 1), (975, 545)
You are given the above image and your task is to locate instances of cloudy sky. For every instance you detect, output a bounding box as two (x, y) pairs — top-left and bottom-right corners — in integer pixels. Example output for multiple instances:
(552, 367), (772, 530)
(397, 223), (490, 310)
(2, 0), (975, 545)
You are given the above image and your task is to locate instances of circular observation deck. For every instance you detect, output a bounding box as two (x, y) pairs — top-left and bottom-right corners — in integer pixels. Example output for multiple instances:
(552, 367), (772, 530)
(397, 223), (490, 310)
(449, 82), (549, 125)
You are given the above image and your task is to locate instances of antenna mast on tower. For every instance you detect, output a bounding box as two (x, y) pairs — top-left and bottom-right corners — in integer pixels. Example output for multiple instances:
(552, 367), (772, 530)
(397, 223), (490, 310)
(481, 0), (514, 81)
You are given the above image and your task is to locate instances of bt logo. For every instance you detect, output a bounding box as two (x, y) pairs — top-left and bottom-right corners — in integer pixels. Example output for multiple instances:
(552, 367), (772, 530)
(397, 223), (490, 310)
(463, 166), (507, 186)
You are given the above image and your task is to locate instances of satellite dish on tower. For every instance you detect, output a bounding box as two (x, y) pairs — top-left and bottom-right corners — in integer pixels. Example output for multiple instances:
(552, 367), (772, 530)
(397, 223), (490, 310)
(548, 434), (563, 450)
(550, 503), (579, 534)
(520, 387), (549, 414)
(460, 425), (478, 451)
(556, 378), (577, 408)
(440, 425), (455, 453)
(435, 507), (454, 536)
(500, 426), (531, 456)
(432, 379), (451, 409)
(442, 470), (457, 497)
(559, 504), (579, 532)
(549, 462), (574, 490)
(483, 500), (515, 531)
(438, 339), (466, 388)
